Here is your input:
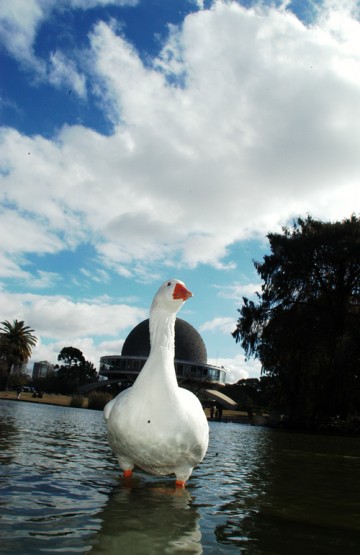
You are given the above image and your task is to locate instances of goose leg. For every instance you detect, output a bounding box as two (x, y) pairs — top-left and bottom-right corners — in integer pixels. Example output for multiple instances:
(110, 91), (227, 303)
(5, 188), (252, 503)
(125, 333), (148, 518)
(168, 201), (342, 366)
(117, 455), (134, 478)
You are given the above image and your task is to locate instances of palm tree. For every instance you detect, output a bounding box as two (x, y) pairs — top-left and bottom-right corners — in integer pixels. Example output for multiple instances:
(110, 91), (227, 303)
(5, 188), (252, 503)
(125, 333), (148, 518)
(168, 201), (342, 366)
(0, 320), (38, 379)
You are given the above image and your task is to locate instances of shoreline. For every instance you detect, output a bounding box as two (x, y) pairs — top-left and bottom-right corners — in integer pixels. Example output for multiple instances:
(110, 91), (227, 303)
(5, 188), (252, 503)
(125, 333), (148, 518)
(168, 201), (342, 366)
(0, 390), (81, 407)
(0, 390), (250, 423)
(2, 391), (357, 434)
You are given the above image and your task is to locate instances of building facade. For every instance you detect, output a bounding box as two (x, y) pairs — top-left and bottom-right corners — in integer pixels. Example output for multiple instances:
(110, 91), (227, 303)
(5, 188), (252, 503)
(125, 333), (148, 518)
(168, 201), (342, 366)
(32, 361), (54, 380)
(98, 317), (226, 392)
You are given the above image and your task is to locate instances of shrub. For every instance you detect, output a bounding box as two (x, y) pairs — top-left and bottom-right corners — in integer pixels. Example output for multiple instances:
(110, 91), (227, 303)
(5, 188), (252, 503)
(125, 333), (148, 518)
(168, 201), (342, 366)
(70, 395), (84, 408)
(87, 391), (113, 411)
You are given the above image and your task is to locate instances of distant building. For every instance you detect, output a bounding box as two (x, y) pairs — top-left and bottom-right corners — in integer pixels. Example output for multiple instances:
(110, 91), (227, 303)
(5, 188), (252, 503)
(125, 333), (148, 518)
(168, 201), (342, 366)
(98, 317), (227, 392)
(32, 361), (54, 380)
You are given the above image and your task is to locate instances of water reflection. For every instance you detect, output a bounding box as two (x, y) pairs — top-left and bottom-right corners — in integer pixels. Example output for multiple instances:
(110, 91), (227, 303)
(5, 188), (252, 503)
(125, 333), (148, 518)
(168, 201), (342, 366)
(1, 400), (360, 554)
(0, 400), (117, 554)
(195, 422), (273, 553)
(90, 480), (202, 554)
(203, 423), (360, 554)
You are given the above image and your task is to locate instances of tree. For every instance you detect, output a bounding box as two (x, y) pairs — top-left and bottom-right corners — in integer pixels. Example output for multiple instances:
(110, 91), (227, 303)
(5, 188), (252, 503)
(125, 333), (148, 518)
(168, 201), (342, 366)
(56, 346), (97, 394)
(58, 346), (85, 369)
(0, 320), (38, 385)
(233, 215), (360, 428)
(224, 379), (261, 414)
(6, 370), (29, 391)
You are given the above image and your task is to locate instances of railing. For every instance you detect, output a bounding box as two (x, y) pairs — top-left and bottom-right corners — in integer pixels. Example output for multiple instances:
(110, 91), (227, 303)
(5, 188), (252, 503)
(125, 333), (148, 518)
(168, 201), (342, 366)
(99, 355), (227, 385)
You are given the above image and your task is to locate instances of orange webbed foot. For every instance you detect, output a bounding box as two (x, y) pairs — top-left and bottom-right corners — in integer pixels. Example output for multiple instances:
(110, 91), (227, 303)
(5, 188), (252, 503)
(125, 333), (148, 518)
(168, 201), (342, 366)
(123, 469), (133, 478)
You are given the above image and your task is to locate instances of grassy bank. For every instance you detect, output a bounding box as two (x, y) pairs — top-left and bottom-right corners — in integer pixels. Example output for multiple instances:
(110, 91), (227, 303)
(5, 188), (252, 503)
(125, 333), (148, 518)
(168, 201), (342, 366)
(0, 390), (251, 422)
(0, 390), (87, 407)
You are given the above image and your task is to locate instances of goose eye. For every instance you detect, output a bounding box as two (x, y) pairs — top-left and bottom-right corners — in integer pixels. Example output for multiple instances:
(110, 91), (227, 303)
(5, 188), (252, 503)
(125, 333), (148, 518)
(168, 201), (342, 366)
(167, 281), (171, 286)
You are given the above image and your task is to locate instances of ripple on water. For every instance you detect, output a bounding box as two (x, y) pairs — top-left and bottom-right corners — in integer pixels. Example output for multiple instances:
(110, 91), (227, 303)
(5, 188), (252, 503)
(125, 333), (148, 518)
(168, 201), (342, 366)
(0, 401), (117, 554)
(1, 401), (360, 554)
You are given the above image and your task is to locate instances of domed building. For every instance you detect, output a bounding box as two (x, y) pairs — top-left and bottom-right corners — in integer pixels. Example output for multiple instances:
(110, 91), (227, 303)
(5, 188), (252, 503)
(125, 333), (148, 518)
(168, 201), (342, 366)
(99, 317), (226, 392)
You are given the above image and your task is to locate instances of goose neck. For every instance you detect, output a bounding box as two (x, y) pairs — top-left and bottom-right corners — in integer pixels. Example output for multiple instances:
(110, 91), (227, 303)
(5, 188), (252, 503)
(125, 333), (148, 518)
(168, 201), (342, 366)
(149, 307), (176, 358)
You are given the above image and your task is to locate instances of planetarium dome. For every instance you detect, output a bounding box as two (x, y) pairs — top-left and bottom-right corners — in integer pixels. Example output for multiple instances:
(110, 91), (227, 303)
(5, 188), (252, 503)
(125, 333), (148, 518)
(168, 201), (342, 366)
(98, 317), (226, 392)
(121, 317), (208, 363)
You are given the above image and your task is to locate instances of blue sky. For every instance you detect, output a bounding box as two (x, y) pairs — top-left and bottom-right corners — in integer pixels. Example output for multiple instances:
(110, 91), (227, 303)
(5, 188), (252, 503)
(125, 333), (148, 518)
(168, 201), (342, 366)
(1, 0), (359, 382)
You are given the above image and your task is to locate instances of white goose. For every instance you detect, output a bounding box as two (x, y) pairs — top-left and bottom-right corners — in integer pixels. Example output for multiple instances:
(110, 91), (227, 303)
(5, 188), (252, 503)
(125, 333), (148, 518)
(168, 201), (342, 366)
(104, 279), (209, 487)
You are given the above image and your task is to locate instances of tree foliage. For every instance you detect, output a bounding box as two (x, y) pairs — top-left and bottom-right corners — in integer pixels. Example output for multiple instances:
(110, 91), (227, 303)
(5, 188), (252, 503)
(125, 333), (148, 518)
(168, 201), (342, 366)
(233, 215), (360, 427)
(56, 346), (97, 394)
(0, 320), (38, 383)
(58, 346), (85, 368)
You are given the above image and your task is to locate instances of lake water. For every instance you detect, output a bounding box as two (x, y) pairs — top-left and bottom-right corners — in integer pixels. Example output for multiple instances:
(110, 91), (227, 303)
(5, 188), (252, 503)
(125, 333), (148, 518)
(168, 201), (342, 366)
(1, 399), (360, 554)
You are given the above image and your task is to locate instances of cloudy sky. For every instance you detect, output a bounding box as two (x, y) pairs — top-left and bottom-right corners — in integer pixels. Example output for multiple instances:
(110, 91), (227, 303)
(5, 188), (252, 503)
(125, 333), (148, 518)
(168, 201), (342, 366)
(1, 0), (359, 383)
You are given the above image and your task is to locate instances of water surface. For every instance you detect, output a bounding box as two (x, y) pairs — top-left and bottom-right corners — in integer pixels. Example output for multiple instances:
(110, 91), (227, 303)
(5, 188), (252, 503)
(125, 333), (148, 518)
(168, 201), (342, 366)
(1, 400), (359, 554)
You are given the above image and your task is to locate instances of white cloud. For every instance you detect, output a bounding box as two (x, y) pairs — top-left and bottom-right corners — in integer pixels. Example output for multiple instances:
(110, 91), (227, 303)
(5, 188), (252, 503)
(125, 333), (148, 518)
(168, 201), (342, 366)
(0, 0), (137, 96)
(80, 267), (111, 284)
(208, 353), (262, 383)
(48, 51), (87, 98)
(1, 1), (360, 378)
(217, 282), (262, 303)
(0, 291), (147, 369)
(1, 2), (359, 279)
(92, 1), (360, 241)
(0, 208), (63, 256)
(200, 316), (235, 335)
(26, 271), (60, 290)
(0, 252), (30, 281)
(29, 335), (126, 371)
(0, 0), (46, 68)
(28, 296), (145, 339)
(0, 0), (138, 61)
(199, 317), (263, 383)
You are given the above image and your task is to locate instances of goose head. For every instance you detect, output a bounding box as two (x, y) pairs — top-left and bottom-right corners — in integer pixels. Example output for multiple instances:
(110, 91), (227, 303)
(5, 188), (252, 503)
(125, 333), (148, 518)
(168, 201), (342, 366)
(151, 279), (193, 314)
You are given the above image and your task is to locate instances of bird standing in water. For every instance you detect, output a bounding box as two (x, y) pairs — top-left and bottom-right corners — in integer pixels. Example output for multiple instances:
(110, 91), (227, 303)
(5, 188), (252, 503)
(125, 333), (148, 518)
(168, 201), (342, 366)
(104, 279), (209, 487)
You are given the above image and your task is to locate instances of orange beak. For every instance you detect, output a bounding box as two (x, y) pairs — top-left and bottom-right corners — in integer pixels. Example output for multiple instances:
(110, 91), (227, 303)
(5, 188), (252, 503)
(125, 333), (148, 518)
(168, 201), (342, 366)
(173, 283), (193, 301)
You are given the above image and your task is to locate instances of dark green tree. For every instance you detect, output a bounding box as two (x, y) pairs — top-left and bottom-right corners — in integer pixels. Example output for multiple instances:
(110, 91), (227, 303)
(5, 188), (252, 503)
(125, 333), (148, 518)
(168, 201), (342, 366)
(58, 346), (85, 369)
(56, 346), (97, 394)
(224, 379), (260, 415)
(0, 320), (38, 386)
(233, 215), (360, 428)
